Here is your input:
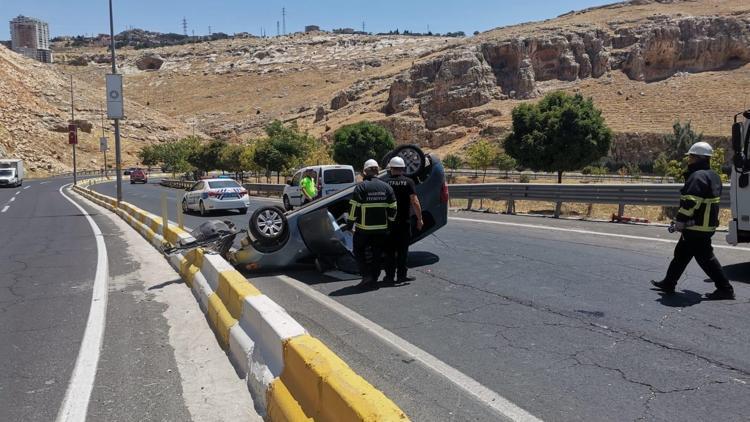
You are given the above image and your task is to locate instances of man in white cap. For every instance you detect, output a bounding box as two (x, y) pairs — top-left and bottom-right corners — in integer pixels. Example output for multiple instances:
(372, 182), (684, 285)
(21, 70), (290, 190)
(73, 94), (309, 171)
(382, 156), (424, 284)
(651, 142), (735, 300)
(345, 159), (396, 289)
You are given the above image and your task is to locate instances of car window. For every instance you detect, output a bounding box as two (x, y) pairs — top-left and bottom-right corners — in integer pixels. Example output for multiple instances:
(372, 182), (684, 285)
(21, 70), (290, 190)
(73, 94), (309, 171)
(323, 169), (354, 184)
(292, 171), (302, 185)
(192, 182), (204, 191)
(207, 180), (241, 189)
(0, 170), (12, 176)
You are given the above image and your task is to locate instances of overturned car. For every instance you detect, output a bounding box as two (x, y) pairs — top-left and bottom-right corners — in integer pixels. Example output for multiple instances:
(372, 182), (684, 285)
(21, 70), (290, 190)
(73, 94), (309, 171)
(227, 145), (449, 272)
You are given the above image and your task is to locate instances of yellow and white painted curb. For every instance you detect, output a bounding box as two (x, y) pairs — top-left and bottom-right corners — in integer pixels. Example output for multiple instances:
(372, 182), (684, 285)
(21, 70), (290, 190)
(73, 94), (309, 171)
(71, 180), (408, 421)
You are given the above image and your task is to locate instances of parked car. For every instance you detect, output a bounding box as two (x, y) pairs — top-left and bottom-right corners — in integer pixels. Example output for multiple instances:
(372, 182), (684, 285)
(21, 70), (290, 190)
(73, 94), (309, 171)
(181, 178), (250, 216)
(229, 145), (448, 272)
(282, 165), (356, 211)
(129, 168), (148, 184)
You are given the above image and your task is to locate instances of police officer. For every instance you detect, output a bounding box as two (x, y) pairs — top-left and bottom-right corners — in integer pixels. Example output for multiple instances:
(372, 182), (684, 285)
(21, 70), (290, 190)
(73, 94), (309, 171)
(382, 156), (424, 284)
(346, 159), (397, 289)
(651, 142), (735, 300)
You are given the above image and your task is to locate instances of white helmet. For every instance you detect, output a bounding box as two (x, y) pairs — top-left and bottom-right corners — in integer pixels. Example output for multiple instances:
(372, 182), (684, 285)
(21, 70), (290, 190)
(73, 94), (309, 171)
(388, 156), (406, 169)
(363, 159), (379, 171)
(686, 142), (713, 157)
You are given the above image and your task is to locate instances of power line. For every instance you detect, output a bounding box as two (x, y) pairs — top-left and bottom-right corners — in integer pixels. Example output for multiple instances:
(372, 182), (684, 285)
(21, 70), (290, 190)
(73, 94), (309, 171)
(276, 20), (280, 37)
(181, 17), (188, 36)
(282, 7), (286, 35)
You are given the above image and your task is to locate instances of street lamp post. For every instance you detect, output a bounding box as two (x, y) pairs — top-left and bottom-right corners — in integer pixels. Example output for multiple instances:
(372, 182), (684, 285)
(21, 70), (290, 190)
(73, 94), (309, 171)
(108, 0), (123, 202)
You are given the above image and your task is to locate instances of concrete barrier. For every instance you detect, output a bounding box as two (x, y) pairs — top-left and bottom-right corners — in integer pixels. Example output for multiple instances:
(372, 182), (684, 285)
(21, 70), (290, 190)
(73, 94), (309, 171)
(71, 180), (408, 421)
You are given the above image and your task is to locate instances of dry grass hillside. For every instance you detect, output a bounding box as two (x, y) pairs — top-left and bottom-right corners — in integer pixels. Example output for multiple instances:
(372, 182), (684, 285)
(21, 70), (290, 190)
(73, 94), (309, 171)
(5, 0), (750, 173)
(0, 45), (192, 175)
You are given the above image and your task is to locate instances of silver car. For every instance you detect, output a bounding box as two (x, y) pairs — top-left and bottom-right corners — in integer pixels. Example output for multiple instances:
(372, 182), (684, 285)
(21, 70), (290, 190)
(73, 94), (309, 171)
(181, 178), (251, 216)
(228, 145), (449, 272)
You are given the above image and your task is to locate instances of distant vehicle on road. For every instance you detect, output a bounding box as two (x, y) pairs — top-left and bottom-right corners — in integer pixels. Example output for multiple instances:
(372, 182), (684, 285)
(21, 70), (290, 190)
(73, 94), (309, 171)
(230, 145), (449, 272)
(728, 109), (750, 245)
(181, 178), (250, 216)
(282, 164), (356, 211)
(129, 168), (148, 184)
(124, 167), (136, 176)
(0, 159), (24, 187)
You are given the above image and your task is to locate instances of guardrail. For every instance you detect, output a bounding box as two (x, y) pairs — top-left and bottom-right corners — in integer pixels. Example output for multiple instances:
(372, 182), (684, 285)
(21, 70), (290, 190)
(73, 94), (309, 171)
(160, 179), (286, 196)
(449, 183), (731, 217)
(448, 169), (675, 183)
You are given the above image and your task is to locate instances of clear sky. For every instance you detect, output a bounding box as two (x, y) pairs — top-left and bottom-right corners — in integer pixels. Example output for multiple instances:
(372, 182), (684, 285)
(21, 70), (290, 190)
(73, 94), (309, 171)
(1, 0), (615, 40)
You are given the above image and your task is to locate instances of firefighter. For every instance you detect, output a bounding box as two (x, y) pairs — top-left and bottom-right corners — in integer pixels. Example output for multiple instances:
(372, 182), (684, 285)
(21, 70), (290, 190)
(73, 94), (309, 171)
(651, 142), (735, 300)
(383, 156), (424, 284)
(345, 159), (397, 289)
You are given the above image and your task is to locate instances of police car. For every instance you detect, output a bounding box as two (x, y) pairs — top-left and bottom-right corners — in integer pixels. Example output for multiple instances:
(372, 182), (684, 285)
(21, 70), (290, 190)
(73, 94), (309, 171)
(181, 178), (250, 216)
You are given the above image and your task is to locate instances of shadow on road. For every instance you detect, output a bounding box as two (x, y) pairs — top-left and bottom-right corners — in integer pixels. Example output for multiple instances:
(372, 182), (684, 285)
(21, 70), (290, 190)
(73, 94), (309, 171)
(406, 251), (440, 268)
(655, 290), (703, 307)
(721, 263), (750, 284)
(148, 278), (184, 290)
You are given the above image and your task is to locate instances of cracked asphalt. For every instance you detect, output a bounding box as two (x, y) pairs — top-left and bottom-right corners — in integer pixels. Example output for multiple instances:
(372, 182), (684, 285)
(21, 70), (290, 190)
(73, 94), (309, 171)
(92, 179), (750, 421)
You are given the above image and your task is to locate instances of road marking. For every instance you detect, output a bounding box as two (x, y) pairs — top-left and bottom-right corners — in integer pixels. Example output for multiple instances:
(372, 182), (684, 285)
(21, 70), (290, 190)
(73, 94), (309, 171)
(15, 191), (20, 195)
(56, 185), (109, 422)
(276, 274), (541, 422)
(449, 216), (750, 252)
(1, 205), (8, 213)
(9, 197), (15, 202)
(23, 186), (30, 190)
(40, 181), (49, 185)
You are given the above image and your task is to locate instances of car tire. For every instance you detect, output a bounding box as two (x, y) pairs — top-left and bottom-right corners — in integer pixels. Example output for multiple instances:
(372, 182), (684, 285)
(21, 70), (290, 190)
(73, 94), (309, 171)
(182, 199), (190, 214)
(239, 207), (248, 215)
(199, 201), (209, 216)
(248, 206), (289, 253)
(283, 195), (292, 211)
(382, 144), (427, 179)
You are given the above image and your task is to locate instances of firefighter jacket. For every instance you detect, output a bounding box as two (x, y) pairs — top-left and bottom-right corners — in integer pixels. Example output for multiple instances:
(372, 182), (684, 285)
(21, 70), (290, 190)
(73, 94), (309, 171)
(348, 177), (397, 232)
(677, 160), (722, 233)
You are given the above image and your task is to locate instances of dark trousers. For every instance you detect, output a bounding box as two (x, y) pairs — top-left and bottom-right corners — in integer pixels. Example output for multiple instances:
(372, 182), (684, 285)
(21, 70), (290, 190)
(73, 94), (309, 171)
(385, 221), (411, 280)
(353, 230), (386, 283)
(663, 231), (733, 291)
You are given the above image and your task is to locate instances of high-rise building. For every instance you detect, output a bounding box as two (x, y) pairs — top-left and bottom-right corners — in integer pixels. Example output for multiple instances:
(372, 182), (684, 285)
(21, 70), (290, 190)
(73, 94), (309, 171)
(9, 15), (53, 63)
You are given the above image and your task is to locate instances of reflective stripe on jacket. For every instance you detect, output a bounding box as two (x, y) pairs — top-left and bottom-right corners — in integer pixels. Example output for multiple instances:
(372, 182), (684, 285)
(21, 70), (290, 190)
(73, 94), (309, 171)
(676, 161), (722, 233)
(348, 177), (396, 232)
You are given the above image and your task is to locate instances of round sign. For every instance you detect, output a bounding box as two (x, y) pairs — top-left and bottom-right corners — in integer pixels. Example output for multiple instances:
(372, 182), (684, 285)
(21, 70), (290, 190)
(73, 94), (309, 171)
(109, 90), (120, 100)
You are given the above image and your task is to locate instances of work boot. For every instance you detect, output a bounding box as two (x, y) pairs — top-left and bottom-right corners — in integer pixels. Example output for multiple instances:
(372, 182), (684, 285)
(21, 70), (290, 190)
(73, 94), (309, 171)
(381, 276), (396, 285)
(650, 280), (675, 294)
(356, 278), (378, 290)
(397, 275), (416, 283)
(704, 289), (735, 301)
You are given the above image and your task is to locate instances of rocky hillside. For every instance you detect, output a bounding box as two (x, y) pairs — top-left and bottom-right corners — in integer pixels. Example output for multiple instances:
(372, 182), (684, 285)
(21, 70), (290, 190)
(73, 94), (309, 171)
(0, 45), (192, 175)
(20, 0), (750, 170)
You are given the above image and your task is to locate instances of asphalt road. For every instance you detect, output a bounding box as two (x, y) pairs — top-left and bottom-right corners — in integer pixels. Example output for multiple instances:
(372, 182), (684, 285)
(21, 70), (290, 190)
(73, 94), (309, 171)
(92, 179), (750, 421)
(1, 177), (257, 421)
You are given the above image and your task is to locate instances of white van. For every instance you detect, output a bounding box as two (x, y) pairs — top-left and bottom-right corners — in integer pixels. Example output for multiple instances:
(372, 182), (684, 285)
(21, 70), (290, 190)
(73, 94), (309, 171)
(0, 159), (24, 187)
(728, 110), (750, 245)
(283, 165), (356, 211)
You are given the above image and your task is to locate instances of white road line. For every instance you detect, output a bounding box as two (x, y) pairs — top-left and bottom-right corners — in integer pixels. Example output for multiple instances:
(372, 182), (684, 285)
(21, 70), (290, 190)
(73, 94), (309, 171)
(1, 205), (8, 213)
(23, 186), (30, 190)
(277, 274), (541, 422)
(9, 197), (15, 202)
(449, 216), (750, 252)
(15, 191), (20, 195)
(40, 181), (49, 185)
(56, 185), (109, 422)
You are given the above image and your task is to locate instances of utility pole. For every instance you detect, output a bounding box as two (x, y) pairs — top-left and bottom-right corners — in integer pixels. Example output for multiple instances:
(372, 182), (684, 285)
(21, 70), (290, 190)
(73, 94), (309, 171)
(282, 7), (286, 35)
(208, 25), (212, 36)
(101, 105), (108, 178)
(70, 75), (77, 186)
(182, 17), (188, 36)
(276, 21), (280, 37)
(362, 21), (365, 33)
(109, 0), (123, 203)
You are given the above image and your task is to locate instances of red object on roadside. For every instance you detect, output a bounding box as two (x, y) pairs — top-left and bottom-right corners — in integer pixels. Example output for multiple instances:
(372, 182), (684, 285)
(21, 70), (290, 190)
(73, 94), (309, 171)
(68, 124), (78, 145)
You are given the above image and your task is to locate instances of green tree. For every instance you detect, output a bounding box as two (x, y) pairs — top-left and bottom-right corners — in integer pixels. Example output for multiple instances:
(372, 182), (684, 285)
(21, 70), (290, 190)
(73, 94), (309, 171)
(240, 142), (262, 178)
(466, 139), (499, 183)
(665, 121), (703, 160)
(220, 144), (245, 179)
(163, 137), (200, 176)
(332, 121), (396, 171)
(189, 139), (227, 175)
(253, 138), (287, 183)
(495, 152), (517, 179)
(138, 145), (161, 168)
(442, 153), (462, 182)
(711, 147), (729, 183)
(504, 91), (612, 184)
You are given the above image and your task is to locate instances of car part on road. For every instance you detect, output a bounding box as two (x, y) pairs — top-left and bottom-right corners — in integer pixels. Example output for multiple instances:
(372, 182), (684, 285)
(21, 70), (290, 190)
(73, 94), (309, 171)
(382, 144), (427, 179)
(247, 206), (290, 253)
(239, 207), (248, 215)
(163, 220), (242, 257)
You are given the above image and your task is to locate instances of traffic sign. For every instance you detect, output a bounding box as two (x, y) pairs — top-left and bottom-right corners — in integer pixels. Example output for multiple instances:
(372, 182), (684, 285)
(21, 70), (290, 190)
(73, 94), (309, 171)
(100, 137), (109, 152)
(68, 124), (78, 145)
(106, 74), (124, 119)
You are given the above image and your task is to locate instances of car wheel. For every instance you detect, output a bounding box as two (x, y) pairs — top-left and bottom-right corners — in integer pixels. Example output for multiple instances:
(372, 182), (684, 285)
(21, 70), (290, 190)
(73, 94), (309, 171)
(199, 201), (209, 216)
(182, 199), (190, 214)
(248, 206), (289, 253)
(382, 144), (427, 179)
(239, 207), (248, 215)
(283, 195), (292, 211)
(130, 181), (134, 184)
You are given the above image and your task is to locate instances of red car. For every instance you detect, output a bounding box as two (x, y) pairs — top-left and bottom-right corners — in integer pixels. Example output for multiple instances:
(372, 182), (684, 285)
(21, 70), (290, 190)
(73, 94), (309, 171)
(129, 168), (148, 184)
